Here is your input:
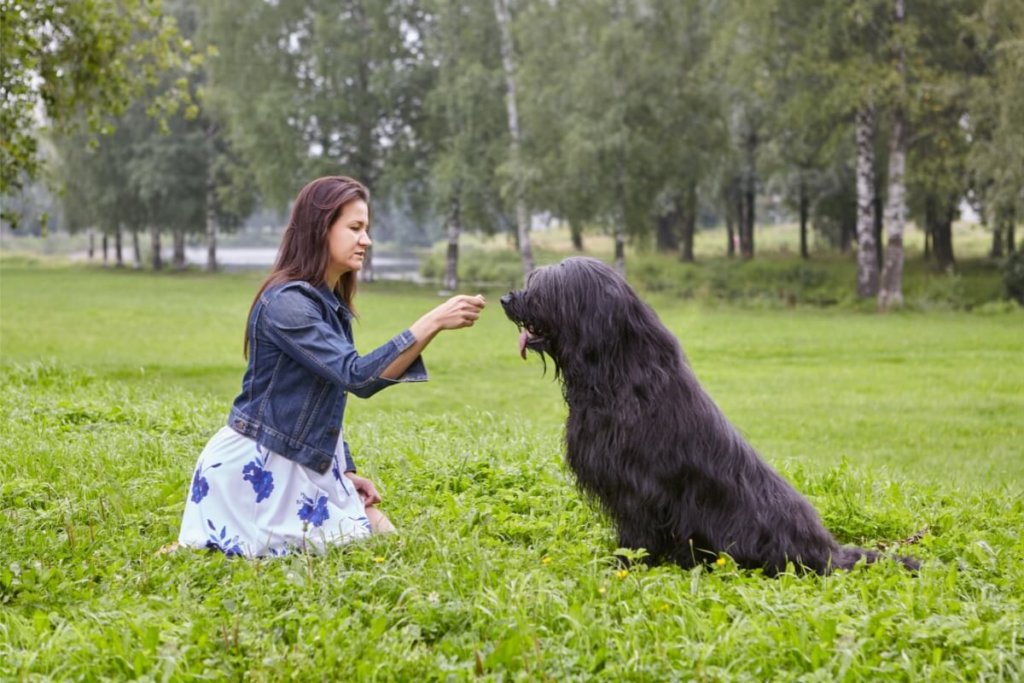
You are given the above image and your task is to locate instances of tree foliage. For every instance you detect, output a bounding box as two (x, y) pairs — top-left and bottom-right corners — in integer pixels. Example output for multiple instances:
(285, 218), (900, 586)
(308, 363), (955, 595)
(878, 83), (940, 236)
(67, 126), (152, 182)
(0, 0), (192, 198)
(9, 0), (1022, 290)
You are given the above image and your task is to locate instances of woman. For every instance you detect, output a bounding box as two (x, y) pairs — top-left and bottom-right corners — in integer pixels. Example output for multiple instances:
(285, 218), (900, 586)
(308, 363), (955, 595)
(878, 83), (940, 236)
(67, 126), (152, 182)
(178, 176), (485, 557)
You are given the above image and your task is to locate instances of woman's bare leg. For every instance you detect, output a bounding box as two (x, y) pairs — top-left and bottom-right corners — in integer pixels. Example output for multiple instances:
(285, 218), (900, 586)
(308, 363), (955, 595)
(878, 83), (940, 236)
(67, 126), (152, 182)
(365, 505), (396, 534)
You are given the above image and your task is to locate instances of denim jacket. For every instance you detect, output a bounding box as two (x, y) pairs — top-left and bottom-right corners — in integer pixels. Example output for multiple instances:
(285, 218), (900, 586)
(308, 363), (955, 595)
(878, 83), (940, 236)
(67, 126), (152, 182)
(227, 280), (427, 474)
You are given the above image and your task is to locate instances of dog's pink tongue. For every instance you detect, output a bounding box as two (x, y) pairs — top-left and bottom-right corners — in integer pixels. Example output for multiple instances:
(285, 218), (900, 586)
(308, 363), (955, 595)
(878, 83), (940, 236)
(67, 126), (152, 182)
(518, 330), (528, 360)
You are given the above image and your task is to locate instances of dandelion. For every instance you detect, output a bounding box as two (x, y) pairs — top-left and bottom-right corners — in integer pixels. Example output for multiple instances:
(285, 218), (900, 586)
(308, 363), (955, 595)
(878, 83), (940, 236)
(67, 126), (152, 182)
(597, 586), (606, 595)
(616, 569), (629, 579)
(373, 555), (386, 563)
(541, 556), (551, 565)
(715, 556), (727, 567)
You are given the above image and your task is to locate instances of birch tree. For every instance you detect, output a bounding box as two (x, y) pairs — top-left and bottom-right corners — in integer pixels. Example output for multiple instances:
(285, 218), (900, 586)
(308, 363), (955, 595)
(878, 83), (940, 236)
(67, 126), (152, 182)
(855, 106), (880, 297)
(423, 0), (508, 291)
(878, 0), (909, 310)
(493, 0), (534, 278)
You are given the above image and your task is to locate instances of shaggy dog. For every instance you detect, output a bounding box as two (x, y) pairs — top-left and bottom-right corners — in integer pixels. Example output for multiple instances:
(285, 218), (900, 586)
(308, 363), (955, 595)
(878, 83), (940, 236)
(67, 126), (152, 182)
(501, 256), (918, 575)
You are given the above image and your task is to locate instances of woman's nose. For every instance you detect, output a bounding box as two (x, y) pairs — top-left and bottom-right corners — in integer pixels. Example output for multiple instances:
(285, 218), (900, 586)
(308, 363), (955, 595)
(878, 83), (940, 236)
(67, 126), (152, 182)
(360, 232), (373, 246)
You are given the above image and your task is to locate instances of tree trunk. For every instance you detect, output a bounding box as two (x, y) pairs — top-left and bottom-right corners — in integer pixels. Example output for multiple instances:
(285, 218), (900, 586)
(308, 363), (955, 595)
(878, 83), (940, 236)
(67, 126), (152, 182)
(798, 177), (809, 259)
(879, 108), (907, 309)
(878, 0), (908, 312)
(656, 207), (679, 252)
(87, 228), (95, 260)
(151, 227), (163, 270)
(724, 177), (738, 257)
(725, 206), (736, 258)
(1007, 208), (1017, 253)
(131, 229), (142, 269)
(569, 219), (584, 251)
(114, 224), (124, 268)
(494, 0), (534, 279)
(206, 203), (218, 273)
(102, 233), (109, 267)
(173, 230), (186, 269)
(840, 210), (855, 253)
(679, 182), (696, 263)
(443, 195), (461, 291)
(740, 131), (757, 259)
(923, 194), (934, 261)
(614, 222), (626, 276)
(205, 122), (218, 272)
(873, 193), (884, 275)
(855, 106), (879, 297)
(990, 218), (1004, 259)
(932, 199), (956, 271)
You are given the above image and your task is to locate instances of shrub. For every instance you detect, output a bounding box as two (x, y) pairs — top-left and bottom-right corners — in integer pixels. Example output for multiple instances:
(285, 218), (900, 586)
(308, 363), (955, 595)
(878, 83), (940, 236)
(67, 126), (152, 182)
(1003, 250), (1024, 305)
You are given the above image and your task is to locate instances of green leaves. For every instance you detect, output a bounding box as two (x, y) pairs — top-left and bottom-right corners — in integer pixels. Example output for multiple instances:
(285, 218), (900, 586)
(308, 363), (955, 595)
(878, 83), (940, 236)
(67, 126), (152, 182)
(1, 0), (194, 195)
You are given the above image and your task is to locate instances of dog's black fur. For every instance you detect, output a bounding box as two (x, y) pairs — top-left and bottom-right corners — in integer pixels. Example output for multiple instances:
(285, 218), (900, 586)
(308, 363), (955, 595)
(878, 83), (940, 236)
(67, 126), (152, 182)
(501, 256), (918, 575)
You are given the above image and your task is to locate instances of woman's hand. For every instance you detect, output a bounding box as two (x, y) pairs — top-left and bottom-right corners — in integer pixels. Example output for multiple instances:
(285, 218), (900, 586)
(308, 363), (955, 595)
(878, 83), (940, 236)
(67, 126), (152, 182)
(345, 472), (382, 506)
(427, 294), (486, 331)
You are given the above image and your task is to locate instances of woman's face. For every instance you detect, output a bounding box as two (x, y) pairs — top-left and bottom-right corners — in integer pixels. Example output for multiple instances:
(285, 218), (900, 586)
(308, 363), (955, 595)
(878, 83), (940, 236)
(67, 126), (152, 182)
(325, 199), (371, 283)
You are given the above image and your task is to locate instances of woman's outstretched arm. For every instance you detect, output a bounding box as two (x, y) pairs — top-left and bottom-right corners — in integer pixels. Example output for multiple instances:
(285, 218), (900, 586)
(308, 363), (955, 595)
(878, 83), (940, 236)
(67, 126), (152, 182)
(380, 294), (486, 380)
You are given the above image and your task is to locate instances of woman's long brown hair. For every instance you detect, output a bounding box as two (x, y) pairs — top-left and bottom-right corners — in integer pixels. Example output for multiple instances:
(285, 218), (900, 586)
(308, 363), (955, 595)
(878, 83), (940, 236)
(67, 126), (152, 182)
(243, 176), (370, 358)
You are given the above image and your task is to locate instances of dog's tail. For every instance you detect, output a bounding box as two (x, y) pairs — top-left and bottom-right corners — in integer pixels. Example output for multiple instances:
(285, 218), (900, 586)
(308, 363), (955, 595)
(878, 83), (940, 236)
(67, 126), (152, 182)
(832, 546), (920, 572)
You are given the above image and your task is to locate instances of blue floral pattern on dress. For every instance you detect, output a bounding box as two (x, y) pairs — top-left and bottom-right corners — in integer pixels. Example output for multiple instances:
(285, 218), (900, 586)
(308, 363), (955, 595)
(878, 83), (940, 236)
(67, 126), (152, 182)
(297, 493), (330, 527)
(205, 519), (243, 556)
(190, 461), (221, 503)
(242, 456), (274, 503)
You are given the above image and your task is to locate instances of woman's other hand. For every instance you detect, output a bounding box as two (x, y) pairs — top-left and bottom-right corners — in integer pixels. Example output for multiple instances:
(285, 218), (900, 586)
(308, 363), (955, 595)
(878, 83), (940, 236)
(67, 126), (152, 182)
(345, 472), (382, 506)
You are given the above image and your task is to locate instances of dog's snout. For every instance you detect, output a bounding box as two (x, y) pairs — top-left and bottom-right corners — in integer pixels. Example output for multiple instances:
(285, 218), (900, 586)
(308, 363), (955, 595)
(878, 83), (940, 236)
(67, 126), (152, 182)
(500, 293), (514, 310)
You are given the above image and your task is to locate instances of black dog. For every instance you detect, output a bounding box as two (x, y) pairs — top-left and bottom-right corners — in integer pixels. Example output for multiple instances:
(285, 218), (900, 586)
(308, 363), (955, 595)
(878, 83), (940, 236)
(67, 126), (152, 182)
(501, 256), (918, 575)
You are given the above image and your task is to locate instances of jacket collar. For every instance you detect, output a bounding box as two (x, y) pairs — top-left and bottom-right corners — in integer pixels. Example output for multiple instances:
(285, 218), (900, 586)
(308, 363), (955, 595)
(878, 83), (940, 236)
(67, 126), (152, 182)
(315, 282), (353, 321)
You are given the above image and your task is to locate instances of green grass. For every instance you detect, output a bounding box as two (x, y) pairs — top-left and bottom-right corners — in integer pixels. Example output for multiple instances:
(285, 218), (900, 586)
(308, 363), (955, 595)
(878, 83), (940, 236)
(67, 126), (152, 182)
(1, 260), (1022, 681)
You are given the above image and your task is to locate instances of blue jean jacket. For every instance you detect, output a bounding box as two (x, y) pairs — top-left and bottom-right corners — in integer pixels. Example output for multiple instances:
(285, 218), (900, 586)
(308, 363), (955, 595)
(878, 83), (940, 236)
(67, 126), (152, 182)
(228, 280), (427, 474)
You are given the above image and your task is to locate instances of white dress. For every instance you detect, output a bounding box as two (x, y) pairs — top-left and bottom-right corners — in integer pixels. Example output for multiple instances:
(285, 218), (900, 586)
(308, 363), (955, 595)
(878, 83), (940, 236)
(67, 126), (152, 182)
(178, 426), (372, 557)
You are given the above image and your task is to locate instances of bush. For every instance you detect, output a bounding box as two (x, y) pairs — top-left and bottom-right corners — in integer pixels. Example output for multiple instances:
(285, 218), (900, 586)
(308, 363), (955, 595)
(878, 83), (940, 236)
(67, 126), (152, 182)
(1003, 250), (1024, 305)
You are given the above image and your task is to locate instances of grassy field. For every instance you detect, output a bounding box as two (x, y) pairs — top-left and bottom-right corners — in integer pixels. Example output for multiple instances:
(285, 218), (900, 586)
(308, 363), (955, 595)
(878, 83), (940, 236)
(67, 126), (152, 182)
(1, 259), (1022, 681)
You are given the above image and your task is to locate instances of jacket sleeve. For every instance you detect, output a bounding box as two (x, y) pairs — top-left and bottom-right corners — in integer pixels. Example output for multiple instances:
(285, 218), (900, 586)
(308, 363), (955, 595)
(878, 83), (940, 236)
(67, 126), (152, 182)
(342, 440), (356, 473)
(259, 285), (427, 397)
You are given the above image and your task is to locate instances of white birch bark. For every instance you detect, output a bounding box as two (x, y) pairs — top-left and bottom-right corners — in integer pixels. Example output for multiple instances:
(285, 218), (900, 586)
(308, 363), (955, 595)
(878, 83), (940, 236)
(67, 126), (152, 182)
(206, 214), (218, 273)
(878, 112), (906, 310)
(205, 124), (218, 272)
(493, 0), (534, 278)
(878, 0), (907, 310)
(855, 106), (879, 297)
(131, 229), (142, 269)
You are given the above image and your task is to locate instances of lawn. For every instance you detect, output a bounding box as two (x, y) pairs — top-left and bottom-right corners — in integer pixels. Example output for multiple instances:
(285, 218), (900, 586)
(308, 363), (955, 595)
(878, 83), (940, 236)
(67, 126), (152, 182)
(1, 260), (1022, 681)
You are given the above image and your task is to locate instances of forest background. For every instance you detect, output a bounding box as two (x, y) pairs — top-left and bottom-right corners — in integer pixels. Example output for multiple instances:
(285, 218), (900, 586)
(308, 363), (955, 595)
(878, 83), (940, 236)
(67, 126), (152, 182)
(2, 0), (1023, 307)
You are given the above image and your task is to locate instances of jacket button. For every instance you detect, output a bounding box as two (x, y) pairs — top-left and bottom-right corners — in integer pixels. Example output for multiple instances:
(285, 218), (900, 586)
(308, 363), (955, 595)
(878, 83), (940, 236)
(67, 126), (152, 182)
(318, 461), (330, 474)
